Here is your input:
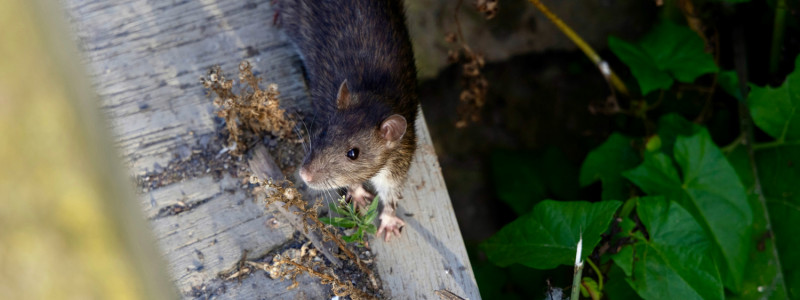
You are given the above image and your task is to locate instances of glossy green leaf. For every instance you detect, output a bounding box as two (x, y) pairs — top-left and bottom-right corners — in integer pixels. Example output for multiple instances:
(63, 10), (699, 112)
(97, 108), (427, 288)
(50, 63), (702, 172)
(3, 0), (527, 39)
(749, 55), (800, 141)
(626, 196), (723, 300)
(624, 129), (752, 289)
(481, 200), (621, 269)
(579, 133), (641, 200)
(757, 145), (800, 298)
(609, 22), (719, 95)
(319, 217), (357, 228)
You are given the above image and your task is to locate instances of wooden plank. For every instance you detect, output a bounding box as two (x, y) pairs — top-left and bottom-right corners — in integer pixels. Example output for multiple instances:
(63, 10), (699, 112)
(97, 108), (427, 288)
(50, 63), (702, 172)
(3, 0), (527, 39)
(62, 0), (479, 298)
(62, 1), (326, 298)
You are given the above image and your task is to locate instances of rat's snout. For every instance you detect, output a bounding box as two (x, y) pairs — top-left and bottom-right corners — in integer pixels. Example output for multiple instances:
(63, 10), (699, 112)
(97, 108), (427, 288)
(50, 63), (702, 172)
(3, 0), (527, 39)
(299, 166), (313, 183)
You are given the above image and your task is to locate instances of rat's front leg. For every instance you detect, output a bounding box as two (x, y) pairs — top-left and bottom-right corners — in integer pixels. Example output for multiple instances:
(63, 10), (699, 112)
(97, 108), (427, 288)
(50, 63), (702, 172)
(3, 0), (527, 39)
(346, 184), (373, 209)
(371, 169), (406, 242)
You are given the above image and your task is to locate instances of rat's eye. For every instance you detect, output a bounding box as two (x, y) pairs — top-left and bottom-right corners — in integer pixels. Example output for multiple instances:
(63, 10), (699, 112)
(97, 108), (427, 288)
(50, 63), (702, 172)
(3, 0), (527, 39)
(346, 148), (359, 160)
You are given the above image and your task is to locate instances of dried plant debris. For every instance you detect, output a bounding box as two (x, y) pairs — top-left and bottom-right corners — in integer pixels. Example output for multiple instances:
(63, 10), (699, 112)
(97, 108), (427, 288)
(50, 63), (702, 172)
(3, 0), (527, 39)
(242, 242), (375, 299)
(202, 61), (297, 156)
(448, 2), (490, 128)
(231, 175), (382, 299)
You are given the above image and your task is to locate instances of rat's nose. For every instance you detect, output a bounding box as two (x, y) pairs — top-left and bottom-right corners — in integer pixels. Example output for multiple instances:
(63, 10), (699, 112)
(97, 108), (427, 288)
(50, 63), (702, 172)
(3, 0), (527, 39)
(299, 167), (313, 183)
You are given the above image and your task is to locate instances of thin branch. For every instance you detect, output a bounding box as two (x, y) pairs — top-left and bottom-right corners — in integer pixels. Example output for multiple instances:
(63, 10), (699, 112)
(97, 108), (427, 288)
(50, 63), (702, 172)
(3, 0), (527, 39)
(527, 0), (629, 97)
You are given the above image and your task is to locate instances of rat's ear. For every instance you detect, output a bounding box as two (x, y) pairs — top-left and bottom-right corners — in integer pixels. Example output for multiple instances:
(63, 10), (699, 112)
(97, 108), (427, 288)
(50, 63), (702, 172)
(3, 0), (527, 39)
(336, 80), (352, 110)
(380, 114), (407, 146)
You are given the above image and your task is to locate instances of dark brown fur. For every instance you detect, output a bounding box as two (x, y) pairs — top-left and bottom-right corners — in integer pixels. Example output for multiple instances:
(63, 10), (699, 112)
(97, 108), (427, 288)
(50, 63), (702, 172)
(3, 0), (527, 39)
(278, 0), (418, 213)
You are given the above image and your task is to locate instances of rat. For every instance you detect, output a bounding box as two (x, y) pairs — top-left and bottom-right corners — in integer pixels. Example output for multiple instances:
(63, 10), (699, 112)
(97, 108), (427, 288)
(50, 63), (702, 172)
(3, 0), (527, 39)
(276, 0), (419, 242)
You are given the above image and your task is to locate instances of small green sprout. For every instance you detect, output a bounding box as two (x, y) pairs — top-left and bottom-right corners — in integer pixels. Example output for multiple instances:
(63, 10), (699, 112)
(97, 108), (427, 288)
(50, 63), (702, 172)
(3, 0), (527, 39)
(320, 195), (380, 247)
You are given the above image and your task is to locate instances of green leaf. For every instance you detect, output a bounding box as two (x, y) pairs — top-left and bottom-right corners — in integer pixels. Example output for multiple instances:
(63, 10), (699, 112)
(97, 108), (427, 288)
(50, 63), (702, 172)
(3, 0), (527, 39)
(608, 36), (673, 94)
(757, 145), (800, 298)
(624, 129), (752, 290)
(328, 201), (349, 216)
(342, 227), (363, 243)
(579, 133), (641, 201)
(623, 153), (682, 197)
(581, 277), (603, 300)
(726, 148), (789, 299)
(614, 217), (637, 239)
(749, 55), (800, 141)
(718, 70), (744, 101)
(726, 146), (756, 190)
(609, 22), (719, 95)
(606, 264), (641, 300)
(626, 196), (723, 300)
(364, 195), (380, 223)
(655, 114), (702, 156)
(491, 151), (546, 215)
(363, 224), (377, 235)
(611, 245), (634, 277)
(319, 217), (357, 228)
(481, 200), (622, 269)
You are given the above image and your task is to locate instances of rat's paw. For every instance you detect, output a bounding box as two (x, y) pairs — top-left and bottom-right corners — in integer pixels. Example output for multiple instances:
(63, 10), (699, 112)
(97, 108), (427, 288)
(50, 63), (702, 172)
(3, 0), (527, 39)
(377, 213), (405, 242)
(346, 185), (373, 209)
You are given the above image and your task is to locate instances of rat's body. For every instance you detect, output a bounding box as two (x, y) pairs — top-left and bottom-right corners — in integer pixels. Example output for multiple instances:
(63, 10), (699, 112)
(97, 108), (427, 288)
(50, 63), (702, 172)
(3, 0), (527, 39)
(277, 0), (418, 241)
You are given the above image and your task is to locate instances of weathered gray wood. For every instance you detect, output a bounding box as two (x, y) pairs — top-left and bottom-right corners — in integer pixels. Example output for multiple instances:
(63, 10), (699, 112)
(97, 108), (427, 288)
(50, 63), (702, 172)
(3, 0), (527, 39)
(62, 0), (479, 298)
(62, 0), (325, 298)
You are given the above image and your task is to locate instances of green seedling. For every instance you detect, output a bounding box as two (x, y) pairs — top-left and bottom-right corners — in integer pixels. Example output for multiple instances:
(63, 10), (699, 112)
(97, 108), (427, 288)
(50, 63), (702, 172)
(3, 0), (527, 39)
(320, 195), (380, 247)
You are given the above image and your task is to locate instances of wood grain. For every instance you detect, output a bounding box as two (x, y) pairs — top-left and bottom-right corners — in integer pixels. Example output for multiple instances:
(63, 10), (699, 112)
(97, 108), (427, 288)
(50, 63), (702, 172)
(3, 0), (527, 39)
(62, 0), (479, 298)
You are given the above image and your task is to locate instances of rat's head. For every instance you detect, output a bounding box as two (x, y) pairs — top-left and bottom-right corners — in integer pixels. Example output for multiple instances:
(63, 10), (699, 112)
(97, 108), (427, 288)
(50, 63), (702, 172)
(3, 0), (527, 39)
(299, 80), (407, 190)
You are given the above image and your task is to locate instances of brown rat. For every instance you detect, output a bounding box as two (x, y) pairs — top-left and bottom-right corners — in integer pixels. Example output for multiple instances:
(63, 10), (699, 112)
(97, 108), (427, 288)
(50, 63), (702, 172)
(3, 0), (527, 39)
(277, 0), (418, 242)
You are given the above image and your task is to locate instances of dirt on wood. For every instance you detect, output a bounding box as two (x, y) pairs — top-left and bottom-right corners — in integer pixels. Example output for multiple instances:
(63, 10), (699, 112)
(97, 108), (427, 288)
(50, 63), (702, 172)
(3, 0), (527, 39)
(136, 62), (385, 299)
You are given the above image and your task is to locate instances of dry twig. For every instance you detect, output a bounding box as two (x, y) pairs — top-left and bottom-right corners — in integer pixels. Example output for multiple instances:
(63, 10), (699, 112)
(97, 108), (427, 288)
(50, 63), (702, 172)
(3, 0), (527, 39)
(202, 61), (296, 155)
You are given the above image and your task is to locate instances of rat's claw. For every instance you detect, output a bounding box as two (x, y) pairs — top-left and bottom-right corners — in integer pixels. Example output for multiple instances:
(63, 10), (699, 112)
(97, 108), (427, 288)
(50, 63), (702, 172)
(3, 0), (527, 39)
(378, 213), (405, 242)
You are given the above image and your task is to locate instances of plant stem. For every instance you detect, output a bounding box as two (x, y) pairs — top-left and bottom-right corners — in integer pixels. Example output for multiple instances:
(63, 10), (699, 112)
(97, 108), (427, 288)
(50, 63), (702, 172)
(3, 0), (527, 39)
(571, 235), (584, 300)
(571, 261), (584, 300)
(770, 0), (787, 75)
(753, 139), (800, 151)
(527, 0), (629, 97)
(721, 133), (745, 153)
(732, 23), (788, 298)
(585, 258), (603, 291)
